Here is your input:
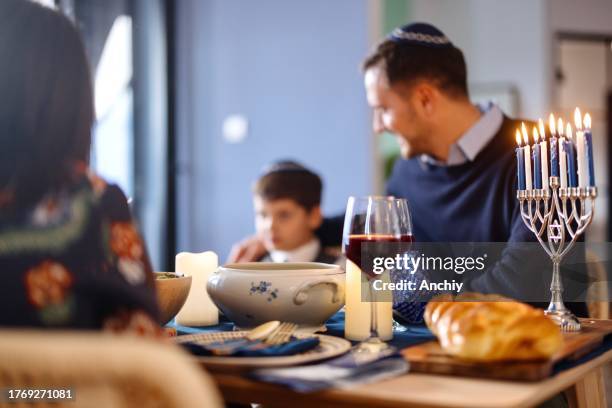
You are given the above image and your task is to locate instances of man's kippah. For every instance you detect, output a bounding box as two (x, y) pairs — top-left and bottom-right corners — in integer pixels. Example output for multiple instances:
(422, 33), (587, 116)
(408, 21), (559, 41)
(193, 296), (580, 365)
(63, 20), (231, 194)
(388, 22), (452, 48)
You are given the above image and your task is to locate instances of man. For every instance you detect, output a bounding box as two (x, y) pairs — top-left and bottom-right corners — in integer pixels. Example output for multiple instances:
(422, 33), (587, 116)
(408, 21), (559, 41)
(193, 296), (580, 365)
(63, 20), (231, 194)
(230, 22), (587, 317)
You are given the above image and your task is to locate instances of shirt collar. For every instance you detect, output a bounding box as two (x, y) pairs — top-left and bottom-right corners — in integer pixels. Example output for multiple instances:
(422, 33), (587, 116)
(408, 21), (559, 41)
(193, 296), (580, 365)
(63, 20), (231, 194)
(269, 239), (321, 263)
(420, 102), (503, 167)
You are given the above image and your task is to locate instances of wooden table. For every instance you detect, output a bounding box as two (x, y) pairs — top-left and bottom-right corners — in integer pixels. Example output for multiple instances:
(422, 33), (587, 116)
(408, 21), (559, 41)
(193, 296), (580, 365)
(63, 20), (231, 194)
(207, 349), (611, 408)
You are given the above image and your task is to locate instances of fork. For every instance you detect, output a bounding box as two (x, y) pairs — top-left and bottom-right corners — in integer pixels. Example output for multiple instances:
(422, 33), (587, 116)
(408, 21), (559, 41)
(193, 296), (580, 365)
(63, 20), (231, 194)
(263, 322), (298, 345)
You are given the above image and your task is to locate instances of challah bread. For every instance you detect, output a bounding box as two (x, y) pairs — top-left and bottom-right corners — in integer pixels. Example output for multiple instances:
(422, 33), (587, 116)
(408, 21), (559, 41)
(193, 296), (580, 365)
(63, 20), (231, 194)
(424, 293), (563, 361)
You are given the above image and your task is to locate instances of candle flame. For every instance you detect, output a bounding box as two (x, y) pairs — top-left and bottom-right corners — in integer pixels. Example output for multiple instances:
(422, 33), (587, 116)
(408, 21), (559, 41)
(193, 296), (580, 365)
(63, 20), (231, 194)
(549, 113), (556, 136)
(532, 126), (539, 143)
(538, 119), (545, 139)
(558, 118), (564, 137)
(566, 123), (573, 140)
(521, 122), (529, 145)
(584, 113), (592, 129)
(515, 129), (522, 146)
(574, 107), (582, 130)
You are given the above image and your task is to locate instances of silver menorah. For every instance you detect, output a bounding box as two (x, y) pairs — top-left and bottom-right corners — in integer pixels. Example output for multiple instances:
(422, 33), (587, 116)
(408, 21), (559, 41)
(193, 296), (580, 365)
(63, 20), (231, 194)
(517, 176), (597, 331)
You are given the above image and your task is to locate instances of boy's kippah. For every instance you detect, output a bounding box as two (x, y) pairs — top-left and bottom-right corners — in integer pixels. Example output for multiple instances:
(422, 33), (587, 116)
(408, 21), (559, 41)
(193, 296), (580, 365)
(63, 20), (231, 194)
(388, 22), (452, 48)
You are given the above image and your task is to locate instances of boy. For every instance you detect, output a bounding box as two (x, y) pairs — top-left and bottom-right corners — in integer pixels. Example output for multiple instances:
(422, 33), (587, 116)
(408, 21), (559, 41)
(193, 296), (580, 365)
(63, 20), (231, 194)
(252, 160), (338, 264)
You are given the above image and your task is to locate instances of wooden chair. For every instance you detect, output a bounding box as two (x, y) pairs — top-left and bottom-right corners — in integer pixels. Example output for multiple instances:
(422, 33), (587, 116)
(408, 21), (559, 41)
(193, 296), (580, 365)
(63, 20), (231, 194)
(566, 249), (610, 408)
(0, 331), (223, 408)
(586, 249), (610, 319)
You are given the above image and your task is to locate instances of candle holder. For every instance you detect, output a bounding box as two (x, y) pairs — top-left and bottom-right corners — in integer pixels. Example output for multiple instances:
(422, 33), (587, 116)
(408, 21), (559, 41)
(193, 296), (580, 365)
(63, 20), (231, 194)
(517, 176), (597, 332)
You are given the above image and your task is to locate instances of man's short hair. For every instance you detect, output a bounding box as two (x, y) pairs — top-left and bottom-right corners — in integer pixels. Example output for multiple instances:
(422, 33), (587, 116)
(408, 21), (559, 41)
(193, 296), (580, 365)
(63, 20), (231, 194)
(362, 37), (469, 98)
(253, 160), (322, 211)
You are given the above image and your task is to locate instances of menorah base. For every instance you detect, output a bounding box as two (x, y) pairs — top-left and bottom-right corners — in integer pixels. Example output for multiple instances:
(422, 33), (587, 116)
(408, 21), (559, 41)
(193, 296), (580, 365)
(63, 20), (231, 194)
(544, 309), (581, 332)
(518, 177), (596, 334)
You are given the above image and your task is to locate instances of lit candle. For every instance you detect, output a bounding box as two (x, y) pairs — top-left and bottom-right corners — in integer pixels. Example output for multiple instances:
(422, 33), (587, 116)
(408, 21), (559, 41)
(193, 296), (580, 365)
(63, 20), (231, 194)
(345, 259), (392, 341)
(538, 119), (549, 190)
(532, 127), (542, 189)
(515, 129), (526, 190)
(175, 251), (219, 326)
(549, 114), (559, 177)
(574, 108), (588, 188)
(558, 118), (567, 188)
(522, 122), (532, 190)
(584, 113), (596, 187)
(565, 123), (578, 188)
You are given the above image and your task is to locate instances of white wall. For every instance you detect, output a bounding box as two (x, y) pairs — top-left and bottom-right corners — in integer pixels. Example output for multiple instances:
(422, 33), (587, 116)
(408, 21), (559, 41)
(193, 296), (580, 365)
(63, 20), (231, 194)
(405, 0), (612, 118)
(407, 0), (550, 119)
(175, 0), (373, 258)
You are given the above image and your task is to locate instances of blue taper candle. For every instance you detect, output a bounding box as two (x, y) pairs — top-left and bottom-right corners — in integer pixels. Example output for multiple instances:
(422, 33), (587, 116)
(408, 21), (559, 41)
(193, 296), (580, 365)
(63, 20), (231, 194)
(532, 128), (542, 189)
(515, 130), (526, 190)
(584, 113), (596, 187)
(549, 114), (559, 177)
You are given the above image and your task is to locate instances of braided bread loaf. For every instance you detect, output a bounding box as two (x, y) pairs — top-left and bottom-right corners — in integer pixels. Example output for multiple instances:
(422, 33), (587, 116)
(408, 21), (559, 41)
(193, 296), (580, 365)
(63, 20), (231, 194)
(424, 293), (563, 361)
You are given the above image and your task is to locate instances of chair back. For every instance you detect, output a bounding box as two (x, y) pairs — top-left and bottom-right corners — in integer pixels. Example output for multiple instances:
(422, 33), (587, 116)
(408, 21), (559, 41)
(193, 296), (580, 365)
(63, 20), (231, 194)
(586, 249), (610, 320)
(0, 331), (223, 408)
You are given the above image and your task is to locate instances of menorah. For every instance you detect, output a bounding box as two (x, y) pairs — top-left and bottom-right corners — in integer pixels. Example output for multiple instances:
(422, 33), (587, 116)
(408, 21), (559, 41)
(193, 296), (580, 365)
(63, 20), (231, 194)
(517, 176), (597, 332)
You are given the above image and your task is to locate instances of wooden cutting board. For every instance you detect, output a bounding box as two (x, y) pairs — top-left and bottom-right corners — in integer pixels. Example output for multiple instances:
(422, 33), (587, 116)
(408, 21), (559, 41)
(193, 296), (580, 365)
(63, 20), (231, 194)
(401, 319), (612, 381)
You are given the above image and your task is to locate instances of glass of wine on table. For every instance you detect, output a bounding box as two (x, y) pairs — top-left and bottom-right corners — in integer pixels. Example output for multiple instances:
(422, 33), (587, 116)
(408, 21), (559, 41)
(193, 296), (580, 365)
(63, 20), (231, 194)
(342, 196), (407, 352)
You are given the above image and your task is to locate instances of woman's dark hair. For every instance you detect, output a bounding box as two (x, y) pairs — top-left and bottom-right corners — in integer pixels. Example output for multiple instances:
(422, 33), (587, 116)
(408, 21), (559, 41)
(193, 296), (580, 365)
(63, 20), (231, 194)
(0, 0), (94, 207)
(362, 39), (468, 98)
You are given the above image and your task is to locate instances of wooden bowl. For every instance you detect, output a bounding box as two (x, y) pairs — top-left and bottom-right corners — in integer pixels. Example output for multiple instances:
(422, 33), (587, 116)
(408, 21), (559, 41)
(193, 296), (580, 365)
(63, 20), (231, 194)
(154, 272), (192, 325)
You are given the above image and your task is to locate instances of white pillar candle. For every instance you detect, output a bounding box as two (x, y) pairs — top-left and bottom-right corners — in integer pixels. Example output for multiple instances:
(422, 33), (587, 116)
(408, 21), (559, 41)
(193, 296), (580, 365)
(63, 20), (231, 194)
(175, 251), (219, 326)
(344, 260), (392, 341)
(374, 270), (393, 340)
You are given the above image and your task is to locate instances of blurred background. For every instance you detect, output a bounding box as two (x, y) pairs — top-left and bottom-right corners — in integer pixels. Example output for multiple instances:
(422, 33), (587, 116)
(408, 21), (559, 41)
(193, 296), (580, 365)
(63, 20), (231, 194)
(37, 0), (612, 270)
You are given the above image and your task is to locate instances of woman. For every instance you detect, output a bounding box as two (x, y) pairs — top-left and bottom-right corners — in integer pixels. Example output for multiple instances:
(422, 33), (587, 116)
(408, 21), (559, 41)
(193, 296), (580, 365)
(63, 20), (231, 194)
(0, 0), (159, 333)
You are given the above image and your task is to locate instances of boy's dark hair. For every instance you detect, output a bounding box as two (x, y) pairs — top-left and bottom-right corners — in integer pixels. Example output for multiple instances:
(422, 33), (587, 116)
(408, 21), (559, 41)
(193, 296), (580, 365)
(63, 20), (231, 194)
(362, 39), (468, 98)
(253, 161), (322, 211)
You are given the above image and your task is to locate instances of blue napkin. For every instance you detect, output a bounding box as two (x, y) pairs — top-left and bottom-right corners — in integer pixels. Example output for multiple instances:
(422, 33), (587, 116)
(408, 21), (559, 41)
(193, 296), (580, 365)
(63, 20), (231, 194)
(180, 336), (320, 357)
(325, 311), (435, 349)
(249, 347), (409, 392)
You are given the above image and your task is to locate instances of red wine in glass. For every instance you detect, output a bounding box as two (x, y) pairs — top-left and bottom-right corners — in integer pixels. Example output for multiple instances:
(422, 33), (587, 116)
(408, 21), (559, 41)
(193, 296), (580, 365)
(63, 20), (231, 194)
(346, 234), (405, 278)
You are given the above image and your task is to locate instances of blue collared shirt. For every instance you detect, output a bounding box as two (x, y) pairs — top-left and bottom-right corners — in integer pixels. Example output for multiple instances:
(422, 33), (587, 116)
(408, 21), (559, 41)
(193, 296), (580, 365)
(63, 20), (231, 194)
(420, 102), (503, 167)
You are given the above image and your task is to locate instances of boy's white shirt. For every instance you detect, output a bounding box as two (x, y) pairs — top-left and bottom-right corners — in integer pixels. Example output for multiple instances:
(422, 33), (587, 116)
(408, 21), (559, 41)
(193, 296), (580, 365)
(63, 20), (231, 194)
(269, 238), (321, 263)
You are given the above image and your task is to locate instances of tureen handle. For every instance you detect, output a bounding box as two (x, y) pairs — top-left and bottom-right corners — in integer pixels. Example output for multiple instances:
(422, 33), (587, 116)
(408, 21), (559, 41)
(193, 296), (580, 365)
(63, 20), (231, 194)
(293, 278), (344, 305)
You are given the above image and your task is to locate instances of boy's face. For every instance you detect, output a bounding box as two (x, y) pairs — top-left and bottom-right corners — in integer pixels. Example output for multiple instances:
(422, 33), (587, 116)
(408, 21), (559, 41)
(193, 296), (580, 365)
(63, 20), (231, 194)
(254, 196), (322, 252)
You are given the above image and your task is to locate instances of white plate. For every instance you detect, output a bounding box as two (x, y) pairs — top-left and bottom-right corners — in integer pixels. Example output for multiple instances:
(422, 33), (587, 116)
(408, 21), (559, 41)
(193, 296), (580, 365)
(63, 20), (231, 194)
(175, 331), (351, 371)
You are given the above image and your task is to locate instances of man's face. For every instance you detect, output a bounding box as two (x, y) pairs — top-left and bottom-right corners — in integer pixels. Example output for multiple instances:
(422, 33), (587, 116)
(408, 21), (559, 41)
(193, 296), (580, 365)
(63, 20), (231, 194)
(364, 66), (429, 159)
(254, 196), (322, 252)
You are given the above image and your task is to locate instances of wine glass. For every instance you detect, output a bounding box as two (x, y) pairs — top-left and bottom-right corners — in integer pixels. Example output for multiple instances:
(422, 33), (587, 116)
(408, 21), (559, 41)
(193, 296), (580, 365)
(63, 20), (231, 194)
(342, 196), (400, 352)
(391, 198), (414, 332)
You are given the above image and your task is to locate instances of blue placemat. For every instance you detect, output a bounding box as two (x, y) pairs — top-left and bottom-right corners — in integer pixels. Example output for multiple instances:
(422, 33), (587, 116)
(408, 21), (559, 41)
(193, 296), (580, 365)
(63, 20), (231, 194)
(324, 311), (434, 349)
(168, 311), (435, 349)
(169, 312), (612, 377)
